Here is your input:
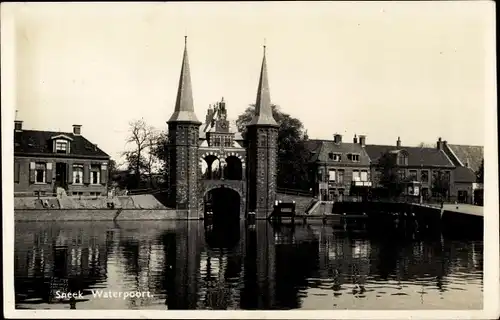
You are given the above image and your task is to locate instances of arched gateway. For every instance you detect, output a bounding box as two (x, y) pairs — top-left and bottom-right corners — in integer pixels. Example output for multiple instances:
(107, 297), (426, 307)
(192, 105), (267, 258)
(166, 37), (278, 220)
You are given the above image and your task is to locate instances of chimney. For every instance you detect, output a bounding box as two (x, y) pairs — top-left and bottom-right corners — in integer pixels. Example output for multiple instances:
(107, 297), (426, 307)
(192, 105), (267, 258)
(396, 136), (401, 147)
(436, 137), (443, 150)
(14, 120), (23, 132)
(353, 134), (358, 144)
(94, 144), (98, 151)
(358, 135), (366, 147)
(73, 125), (82, 136)
(333, 133), (342, 144)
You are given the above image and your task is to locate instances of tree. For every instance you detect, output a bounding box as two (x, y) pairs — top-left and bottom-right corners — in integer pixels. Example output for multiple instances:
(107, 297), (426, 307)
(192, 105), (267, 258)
(123, 119), (158, 189)
(377, 152), (405, 198)
(476, 158), (484, 183)
(236, 104), (311, 191)
(431, 169), (450, 200)
(150, 131), (169, 188)
(418, 142), (433, 148)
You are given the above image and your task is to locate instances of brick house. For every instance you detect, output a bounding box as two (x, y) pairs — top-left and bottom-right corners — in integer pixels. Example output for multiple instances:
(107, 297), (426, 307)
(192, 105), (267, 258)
(306, 134), (372, 201)
(14, 120), (110, 197)
(365, 137), (456, 200)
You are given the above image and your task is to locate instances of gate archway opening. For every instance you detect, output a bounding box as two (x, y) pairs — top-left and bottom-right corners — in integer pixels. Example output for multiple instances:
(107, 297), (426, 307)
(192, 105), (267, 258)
(201, 155), (222, 180)
(223, 156), (243, 180)
(204, 187), (241, 225)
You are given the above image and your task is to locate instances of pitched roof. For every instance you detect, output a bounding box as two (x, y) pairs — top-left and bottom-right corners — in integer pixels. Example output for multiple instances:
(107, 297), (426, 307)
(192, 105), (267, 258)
(305, 139), (371, 165)
(364, 144), (454, 167)
(198, 119), (243, 141)
(453, 166), (477, 183)
(446, 144), (483, 172)
(168, 37), (201, 124)
(14, 130), (109, 158)
(247, 46), (278, 127)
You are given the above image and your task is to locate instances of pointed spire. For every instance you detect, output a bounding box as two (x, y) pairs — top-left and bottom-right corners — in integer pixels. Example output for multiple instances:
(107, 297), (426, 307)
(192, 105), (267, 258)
(168, 36), (200, 124)
(248, 42), (278, 127)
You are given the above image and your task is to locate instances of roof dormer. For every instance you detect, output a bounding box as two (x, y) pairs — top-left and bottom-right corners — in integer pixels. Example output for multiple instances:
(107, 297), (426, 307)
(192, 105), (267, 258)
(50, 134), (73, 154)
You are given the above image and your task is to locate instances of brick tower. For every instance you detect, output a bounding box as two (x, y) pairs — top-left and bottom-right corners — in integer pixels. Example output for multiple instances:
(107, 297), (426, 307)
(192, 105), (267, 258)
(167, 37), (201, 215)
(246, 45), (279, 218)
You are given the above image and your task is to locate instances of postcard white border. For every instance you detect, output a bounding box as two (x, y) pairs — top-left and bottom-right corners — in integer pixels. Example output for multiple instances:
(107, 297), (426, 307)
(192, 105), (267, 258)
(2, 2), (498, 319)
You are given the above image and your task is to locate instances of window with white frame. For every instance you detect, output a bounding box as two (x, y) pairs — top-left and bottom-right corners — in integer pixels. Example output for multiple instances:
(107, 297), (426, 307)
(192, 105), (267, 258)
(360, 170), (368, 181)
(55, 140), (69, 154)
(328, 170), (336, 182)
(330, 153), (341, 162)
(337, 170), (344, 184)
(90, 165), (100, 184)
(352, 170), (360, 181)
(73, 165), (84, 184)
(348, 154), (360, 162)
(35, 163), (46, 183)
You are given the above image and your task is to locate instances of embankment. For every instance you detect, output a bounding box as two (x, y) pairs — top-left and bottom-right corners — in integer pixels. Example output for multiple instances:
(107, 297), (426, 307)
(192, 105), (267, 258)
(14, 194), (200, 221)
(14, 194), (171, 210)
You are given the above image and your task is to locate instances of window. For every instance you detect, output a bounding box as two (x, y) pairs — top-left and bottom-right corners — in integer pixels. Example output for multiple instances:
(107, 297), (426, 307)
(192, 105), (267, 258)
(397, 153), (408, 166)
(224, 137), (232, 148)
(55, 140), (68, 154)
(347, 154), (360, 162)
(90, 165), (100, 185)
(409, 170), (417, 181)
(259, 134), (267, 147)
(212, 137), (221, 147)
(328, 170), (336, 182)
(35, 163), (46, 183)
(421, 170), (429, 183)
(330, 153), (341, 161)
(337, 170), (345, 184)
(352, 170), (360, 181)
(399, 169), (406, 180)
(360, 170), (368, 181)
(73, 165), (83, 184)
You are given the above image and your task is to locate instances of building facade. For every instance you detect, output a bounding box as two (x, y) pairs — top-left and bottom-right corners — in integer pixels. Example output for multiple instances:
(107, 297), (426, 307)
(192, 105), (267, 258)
(307, 134), (372, 201)
(14, 121), (110, 197)
(306, 134), (484, 203)
(442, 141), (484, 204)
(365, 137), (456, 199)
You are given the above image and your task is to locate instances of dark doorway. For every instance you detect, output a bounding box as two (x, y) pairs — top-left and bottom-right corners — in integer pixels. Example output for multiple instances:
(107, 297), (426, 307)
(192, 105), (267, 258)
(205, 187), (241, 224)
(55, 163), (67, 189)
(458, 190), (468, 204)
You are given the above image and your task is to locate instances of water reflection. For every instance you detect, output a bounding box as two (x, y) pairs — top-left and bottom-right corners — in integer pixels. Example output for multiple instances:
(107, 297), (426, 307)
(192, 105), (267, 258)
(14, 218), (483, 310)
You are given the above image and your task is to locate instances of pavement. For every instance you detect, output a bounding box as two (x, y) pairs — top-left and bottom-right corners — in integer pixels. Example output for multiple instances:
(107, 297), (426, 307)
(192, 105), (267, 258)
(441, 204), (484, 217)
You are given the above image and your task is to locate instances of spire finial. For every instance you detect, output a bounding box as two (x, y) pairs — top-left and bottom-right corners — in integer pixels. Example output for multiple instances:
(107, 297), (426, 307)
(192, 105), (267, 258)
(263, 38), (267, 54)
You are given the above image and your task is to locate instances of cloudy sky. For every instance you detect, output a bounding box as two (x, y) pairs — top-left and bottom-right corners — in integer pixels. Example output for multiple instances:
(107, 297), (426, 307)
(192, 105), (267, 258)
(3, 2), (495, 163)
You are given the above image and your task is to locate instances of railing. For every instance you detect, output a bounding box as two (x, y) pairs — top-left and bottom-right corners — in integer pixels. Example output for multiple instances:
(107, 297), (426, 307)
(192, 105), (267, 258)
(124, 188), (169, 196)
(335, 195), (476, 206)
(276, 187), (313, 197)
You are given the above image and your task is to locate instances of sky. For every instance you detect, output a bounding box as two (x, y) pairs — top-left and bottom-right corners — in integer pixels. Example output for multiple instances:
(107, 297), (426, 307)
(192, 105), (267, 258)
(4, 2), (495, 164)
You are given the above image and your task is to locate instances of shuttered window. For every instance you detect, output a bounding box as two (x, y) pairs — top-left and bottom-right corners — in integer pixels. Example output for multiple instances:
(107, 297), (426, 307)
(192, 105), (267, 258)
(14, 162), (20, 183)
(35, 163), (46, 183)
(90, 165), (100, 185)
(360, 170), (368, 181)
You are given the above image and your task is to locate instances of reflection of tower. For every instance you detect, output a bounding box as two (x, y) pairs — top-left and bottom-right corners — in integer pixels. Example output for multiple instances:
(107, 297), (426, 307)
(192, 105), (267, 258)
(167, 36), (201, 214)
(246, 45), (279, 218)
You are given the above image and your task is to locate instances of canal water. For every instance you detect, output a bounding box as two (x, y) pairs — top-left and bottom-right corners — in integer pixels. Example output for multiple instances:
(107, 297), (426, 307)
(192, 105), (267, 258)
(14, 216), (483, 310)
